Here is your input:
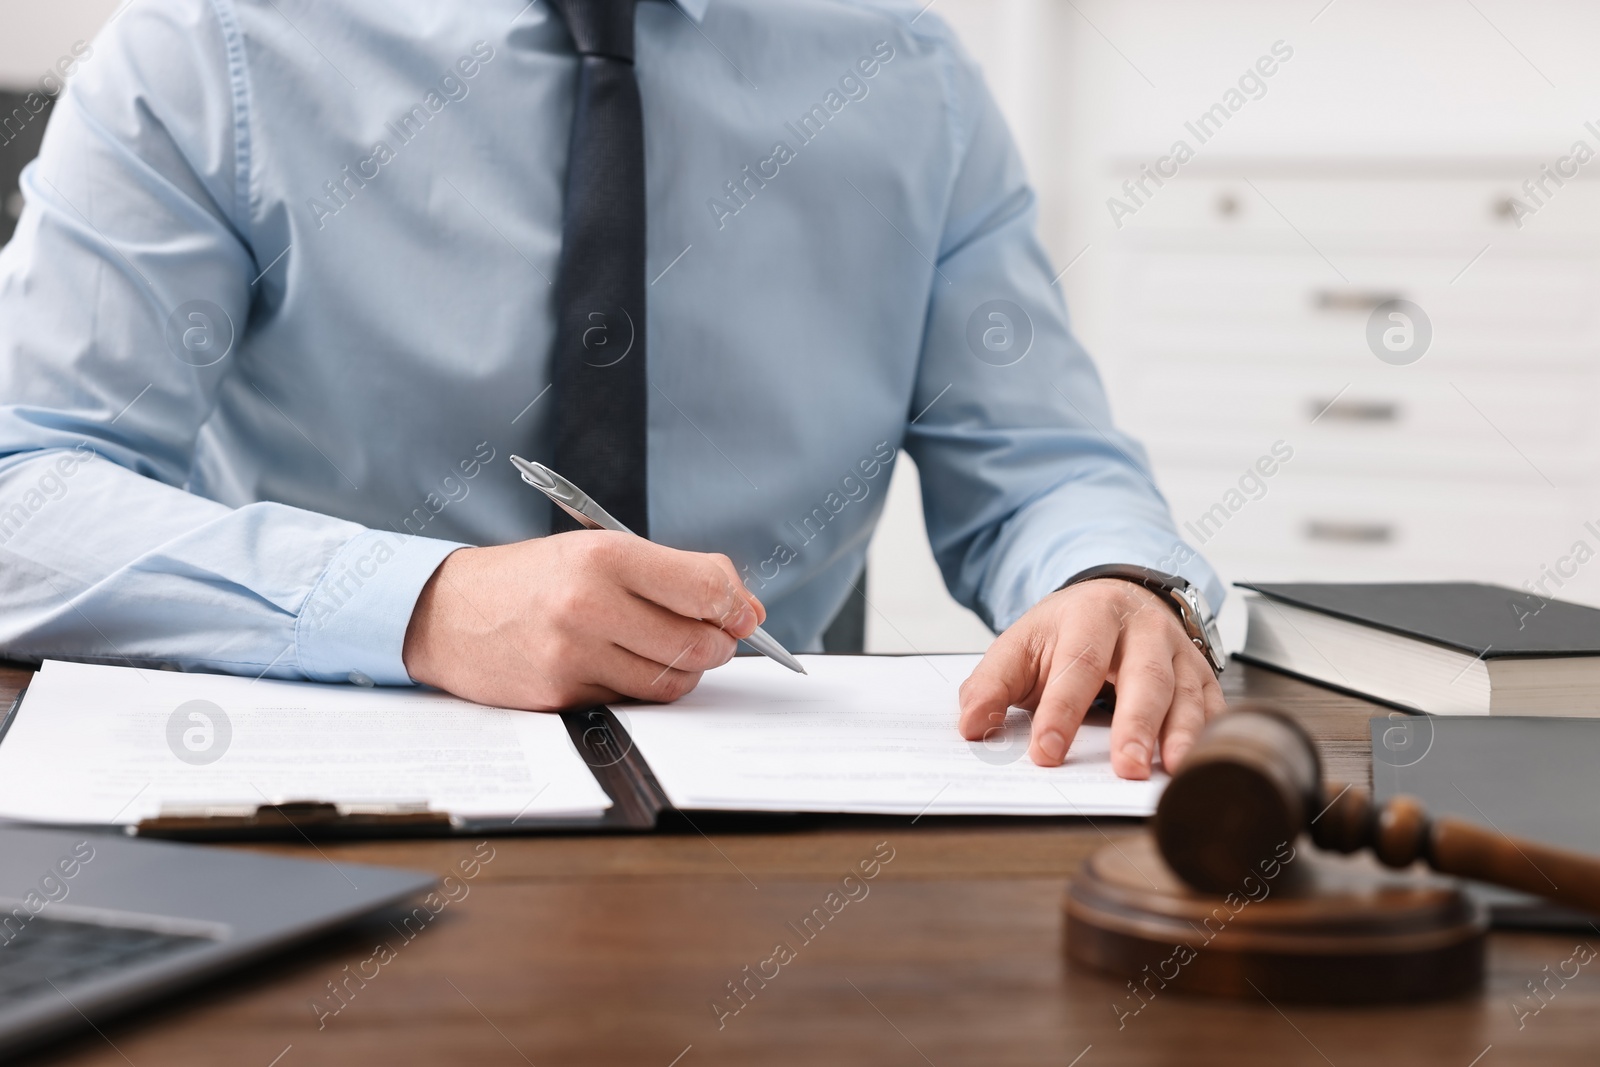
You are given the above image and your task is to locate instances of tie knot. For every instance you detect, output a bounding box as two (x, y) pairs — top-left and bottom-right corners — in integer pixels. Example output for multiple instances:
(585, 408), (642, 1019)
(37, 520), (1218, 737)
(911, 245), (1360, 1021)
(550, 0), (639, 62)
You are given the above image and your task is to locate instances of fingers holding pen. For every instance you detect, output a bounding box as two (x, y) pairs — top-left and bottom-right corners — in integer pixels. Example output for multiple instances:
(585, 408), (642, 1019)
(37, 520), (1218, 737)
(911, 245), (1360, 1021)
(402, 531), (771, 713)
(600, 535), (765, 638)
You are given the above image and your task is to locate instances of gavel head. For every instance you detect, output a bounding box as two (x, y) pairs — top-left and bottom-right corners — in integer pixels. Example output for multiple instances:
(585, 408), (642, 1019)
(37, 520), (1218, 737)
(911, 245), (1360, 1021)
(1154, 707), (1323, 894)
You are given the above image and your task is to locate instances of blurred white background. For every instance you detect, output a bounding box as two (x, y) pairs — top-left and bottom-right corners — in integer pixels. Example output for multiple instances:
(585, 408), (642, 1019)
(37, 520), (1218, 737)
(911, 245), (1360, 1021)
(870, 0), (1600, 655)
(5, 1), (1598, 655)
(0, 2), (120, 79)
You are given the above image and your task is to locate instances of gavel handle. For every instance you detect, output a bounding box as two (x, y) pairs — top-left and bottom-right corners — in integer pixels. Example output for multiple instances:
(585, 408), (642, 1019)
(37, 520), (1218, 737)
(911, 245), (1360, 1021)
(1316, 787), (1600, 916)
(1427, 816), (1600, 916)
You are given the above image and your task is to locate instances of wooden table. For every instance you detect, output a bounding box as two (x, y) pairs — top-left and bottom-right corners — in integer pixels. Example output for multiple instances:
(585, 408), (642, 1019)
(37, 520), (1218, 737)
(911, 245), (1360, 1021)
(6, 661), (1593, 1066)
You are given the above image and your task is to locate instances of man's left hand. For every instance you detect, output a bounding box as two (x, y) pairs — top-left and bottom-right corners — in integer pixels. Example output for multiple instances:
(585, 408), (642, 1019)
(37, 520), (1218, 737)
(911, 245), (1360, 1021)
(956, 578), (1226, 779)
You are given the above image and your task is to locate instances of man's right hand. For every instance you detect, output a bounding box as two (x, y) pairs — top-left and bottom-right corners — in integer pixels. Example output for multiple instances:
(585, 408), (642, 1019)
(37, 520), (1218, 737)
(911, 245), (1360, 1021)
(401, 531), (766, 711)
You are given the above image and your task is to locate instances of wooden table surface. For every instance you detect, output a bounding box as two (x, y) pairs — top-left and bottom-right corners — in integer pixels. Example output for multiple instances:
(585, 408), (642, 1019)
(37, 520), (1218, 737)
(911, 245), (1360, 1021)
(4, 660), (1593, 1066)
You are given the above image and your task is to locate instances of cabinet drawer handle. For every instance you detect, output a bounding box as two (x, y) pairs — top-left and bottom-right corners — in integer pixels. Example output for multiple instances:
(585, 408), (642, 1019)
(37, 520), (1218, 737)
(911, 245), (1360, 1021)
(1312, 289), (1402, 312)
(1304, 520), (1394, 544)
(1308, 397), (1400, 423)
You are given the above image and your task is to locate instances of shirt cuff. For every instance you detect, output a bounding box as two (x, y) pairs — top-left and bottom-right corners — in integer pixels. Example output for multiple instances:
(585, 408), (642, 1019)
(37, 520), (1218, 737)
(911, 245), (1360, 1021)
(294, 529), (467, 685)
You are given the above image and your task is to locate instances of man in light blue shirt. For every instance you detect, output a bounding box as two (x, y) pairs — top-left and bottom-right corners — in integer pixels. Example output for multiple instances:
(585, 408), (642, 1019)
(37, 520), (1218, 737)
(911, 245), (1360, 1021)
(0, 0), (1225, 778)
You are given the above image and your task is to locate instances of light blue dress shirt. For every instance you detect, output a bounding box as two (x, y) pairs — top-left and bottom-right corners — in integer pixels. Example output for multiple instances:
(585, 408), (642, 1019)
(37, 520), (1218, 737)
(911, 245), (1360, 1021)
(0, 0), (1220, 684)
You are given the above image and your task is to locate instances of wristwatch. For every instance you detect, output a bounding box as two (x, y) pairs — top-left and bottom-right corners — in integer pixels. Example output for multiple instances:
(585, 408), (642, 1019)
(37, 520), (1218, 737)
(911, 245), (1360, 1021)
(1059, 564), (1226, 675)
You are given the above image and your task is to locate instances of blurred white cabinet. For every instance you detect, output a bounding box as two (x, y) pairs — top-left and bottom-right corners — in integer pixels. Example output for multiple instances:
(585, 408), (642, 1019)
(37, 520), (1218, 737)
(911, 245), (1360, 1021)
(871, 0), (1600, 650)
(1104, 165), (1600, 618)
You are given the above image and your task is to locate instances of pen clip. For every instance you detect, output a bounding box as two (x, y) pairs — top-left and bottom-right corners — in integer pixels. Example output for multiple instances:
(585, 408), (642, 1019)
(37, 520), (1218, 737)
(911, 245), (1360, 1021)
(508, 455), (634, 535)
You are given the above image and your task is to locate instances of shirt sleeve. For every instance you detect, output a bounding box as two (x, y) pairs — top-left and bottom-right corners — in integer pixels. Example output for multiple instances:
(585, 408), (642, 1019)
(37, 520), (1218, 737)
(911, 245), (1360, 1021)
(0, 1), (464, 683)
(903, 30), (1223, 633)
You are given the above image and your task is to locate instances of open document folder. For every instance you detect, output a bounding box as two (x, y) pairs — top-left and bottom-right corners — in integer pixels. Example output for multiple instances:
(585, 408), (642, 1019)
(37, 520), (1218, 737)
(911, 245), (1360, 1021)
(623, 654), (1163, 816)
(0, 655), (1163, 836)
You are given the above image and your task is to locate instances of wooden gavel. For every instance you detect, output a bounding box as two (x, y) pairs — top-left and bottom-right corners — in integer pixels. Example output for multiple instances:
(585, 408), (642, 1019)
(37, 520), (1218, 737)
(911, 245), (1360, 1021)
(1154, 707), (1600, 914)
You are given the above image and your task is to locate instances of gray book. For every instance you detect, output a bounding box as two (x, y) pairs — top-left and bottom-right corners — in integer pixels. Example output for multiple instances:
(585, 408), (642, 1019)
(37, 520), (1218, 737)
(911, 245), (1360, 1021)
(1239, 581), (1600, 715)
(1370, 713), (1600, 928)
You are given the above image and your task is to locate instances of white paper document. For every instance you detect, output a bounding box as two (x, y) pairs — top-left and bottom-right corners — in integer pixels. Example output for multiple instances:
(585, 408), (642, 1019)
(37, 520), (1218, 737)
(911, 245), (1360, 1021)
(621, 654), (1165, 816)
(0, 661), (611, 825)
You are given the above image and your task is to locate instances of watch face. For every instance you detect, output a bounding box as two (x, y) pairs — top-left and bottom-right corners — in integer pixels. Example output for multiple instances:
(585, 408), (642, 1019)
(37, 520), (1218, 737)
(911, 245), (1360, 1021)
(1200, 623), (1226, 672)
(1181, 582), (1214, 625)
(1172, 586), (1225, 672)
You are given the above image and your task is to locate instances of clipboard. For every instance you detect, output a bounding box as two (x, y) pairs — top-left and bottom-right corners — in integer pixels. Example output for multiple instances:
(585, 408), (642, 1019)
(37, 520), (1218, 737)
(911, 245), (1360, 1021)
(129, 706), (672, 841)
(0, 664), (671, 842)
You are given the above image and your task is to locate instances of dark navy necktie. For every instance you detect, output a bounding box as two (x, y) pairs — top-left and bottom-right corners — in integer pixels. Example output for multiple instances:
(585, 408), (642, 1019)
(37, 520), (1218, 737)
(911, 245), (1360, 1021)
(547, 0), (649, 536)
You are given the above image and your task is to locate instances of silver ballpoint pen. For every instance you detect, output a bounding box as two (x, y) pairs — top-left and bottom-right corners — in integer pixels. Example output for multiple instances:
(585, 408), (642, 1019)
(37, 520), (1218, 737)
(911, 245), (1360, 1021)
(509, 455), (808, 675)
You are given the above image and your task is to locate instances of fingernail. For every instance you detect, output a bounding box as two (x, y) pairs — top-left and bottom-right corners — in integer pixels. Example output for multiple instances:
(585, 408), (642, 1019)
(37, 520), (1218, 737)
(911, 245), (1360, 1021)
(728, 603), (756, 636)
(1038, 730), (1066, 761)
(1122, 740), (1149, 769)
